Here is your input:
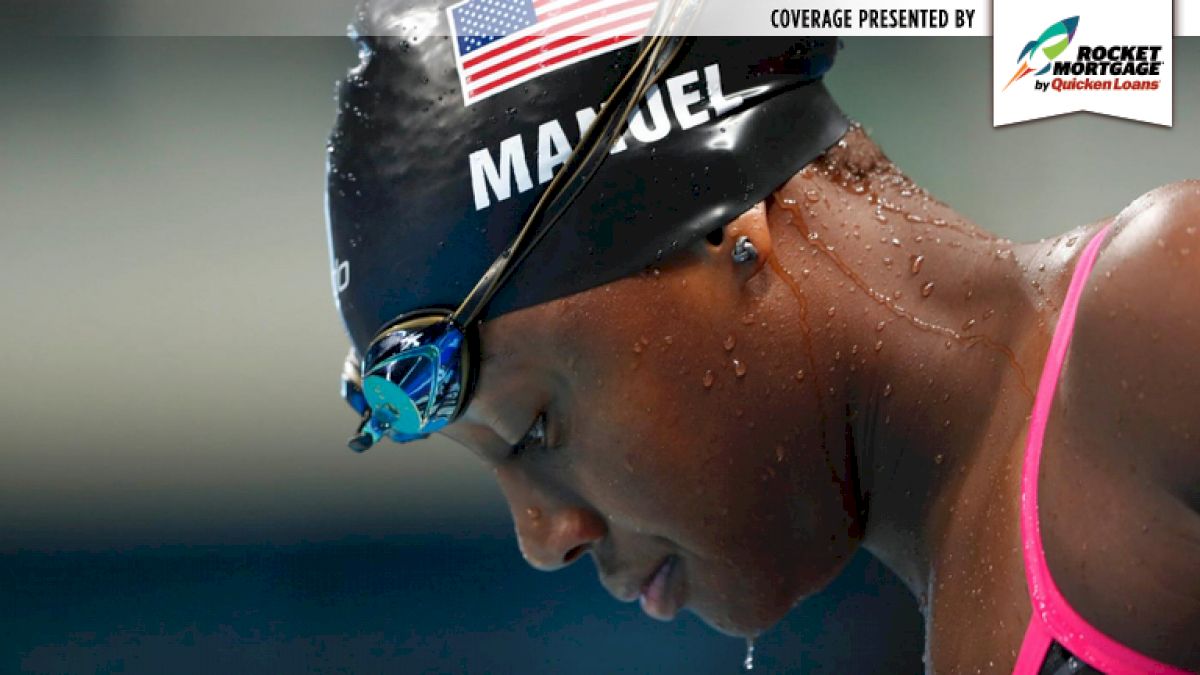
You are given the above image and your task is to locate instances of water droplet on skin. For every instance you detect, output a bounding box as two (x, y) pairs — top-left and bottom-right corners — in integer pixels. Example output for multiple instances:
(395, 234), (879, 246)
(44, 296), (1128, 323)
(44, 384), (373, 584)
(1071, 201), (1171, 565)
(632, 342), (643, 354)
(891, 238), (902, 247)
(526, 507), (541, 521)
(921, 281), (935, 297)
(724, 334), (737, 351)
(882, 256), (893, 267)
(943, 419), (952, 428)
(775, 445), (786, 462)
(794, 369), (805, 382)
(876, 320), (887, 332)
(1066, 235), (1079, 247)
(827, 306), (837, 317)
(875, 340), (884, 352)
(741, 313), (755, 325)
(934, 453), (945, 465)
(910, 254), (925, 275)
(882, 383), (893, 398)
(664, 335), (674, 345)
(702, 370), (715, 388)
(733, 360), (747, 378)
(962, 319), (976, 331)
(640, 335), (650, 346)
(744, 638), (756, 671)
(804, 189), (820, 203)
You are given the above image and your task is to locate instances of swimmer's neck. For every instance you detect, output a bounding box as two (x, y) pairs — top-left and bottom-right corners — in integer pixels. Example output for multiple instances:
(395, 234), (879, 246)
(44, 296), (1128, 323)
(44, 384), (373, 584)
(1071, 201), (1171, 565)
(768, 128), (1080, 602)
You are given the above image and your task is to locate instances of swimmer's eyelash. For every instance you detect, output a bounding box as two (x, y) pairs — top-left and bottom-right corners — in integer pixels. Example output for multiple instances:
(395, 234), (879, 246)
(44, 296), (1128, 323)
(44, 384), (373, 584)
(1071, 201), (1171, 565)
(510, 412), (548, 458)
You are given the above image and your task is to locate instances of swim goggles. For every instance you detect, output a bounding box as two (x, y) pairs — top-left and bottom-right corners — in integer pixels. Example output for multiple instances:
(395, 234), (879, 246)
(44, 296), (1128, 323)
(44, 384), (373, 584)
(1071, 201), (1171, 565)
(340, 26), (692, 452)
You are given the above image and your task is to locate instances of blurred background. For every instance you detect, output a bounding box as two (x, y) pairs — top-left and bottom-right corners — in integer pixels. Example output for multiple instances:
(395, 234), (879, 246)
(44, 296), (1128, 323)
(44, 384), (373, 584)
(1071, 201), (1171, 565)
(1, 7), (1198, 672)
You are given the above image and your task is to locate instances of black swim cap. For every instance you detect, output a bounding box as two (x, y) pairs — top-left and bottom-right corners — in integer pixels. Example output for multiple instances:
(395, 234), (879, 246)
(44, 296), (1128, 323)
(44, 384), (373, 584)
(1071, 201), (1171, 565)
(327, 0), (848, 352)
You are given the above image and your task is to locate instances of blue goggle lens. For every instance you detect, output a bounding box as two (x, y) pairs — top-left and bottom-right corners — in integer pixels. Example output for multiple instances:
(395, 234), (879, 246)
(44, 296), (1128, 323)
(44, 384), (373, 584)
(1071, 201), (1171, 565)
(342, 313), (473, 452)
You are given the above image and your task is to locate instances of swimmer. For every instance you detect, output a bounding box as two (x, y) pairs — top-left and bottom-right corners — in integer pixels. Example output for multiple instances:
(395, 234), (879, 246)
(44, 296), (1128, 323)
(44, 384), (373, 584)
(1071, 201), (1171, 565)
(325, 2), (1200, 672)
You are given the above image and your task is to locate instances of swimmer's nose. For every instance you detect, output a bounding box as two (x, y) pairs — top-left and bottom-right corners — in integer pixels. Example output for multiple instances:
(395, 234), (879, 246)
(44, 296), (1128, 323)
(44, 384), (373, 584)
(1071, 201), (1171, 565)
(495, 468), (606, 571)
(518, 506), (606, 571)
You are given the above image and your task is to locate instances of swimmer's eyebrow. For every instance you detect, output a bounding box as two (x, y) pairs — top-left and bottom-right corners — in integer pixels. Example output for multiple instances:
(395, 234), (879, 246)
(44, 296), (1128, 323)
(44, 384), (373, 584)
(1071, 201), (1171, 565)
(478, 341), (516, 366)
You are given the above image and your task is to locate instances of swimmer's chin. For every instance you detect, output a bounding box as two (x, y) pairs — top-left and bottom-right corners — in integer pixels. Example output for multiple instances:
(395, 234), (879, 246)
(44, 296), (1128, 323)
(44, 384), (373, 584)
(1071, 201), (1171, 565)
(684, 601), (789, 640)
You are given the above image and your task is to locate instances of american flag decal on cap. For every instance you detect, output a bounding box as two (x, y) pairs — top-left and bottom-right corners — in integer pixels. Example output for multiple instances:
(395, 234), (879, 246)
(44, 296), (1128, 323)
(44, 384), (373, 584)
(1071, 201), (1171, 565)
(447, 0), (657, 106)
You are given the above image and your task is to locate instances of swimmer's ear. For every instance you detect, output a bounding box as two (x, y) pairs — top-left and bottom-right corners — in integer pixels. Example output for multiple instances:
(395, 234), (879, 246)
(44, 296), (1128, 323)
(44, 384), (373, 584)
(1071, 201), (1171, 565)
(712, 201), (773, 283)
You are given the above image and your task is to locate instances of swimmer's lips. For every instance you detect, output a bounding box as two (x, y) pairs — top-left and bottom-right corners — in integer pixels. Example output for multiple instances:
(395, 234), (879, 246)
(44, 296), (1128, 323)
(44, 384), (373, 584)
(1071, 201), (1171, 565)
(602, 555), (685, 621)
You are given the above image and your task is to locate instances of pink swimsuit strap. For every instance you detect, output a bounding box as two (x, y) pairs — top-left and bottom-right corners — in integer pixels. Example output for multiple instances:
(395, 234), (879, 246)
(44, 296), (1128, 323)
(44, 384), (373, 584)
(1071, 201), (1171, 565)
(1013, 224), (1191, 675)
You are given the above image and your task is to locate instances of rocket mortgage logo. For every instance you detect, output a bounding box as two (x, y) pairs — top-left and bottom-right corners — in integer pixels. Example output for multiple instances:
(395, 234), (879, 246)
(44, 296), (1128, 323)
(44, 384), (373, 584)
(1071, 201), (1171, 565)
(992, 0), (1171, 126)
(1002, 16), (1164, 94)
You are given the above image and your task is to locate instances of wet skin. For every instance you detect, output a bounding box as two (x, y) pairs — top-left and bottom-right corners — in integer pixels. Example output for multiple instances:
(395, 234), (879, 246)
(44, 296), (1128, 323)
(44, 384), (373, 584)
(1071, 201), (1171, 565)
(426, 127), (1200, 672)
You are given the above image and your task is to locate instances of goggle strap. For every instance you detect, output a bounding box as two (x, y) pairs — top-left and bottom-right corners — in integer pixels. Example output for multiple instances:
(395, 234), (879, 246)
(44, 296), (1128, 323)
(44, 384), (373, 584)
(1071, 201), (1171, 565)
(348, 410), (375, 453)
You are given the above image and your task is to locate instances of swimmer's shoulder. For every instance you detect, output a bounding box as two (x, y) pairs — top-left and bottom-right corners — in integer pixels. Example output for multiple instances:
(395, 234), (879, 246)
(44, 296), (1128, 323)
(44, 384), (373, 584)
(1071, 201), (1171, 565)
(1068, 180), (1200, 491)
(1099, 179), (1200, 289)
(1042, 180), (1200, 669)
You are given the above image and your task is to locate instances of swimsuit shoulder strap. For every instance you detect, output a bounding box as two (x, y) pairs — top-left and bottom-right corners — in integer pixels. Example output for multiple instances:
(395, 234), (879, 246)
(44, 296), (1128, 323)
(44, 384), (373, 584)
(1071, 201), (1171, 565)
(1016, 224), (1191, 675)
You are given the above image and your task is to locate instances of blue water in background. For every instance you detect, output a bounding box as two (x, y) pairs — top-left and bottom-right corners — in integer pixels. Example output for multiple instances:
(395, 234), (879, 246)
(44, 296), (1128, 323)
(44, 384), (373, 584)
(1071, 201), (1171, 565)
(2, 536), (921, 673)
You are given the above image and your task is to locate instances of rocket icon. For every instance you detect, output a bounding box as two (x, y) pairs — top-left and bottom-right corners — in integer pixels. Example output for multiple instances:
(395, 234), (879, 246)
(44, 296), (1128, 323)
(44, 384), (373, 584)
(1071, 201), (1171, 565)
(1003, 16), (1080, 91)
